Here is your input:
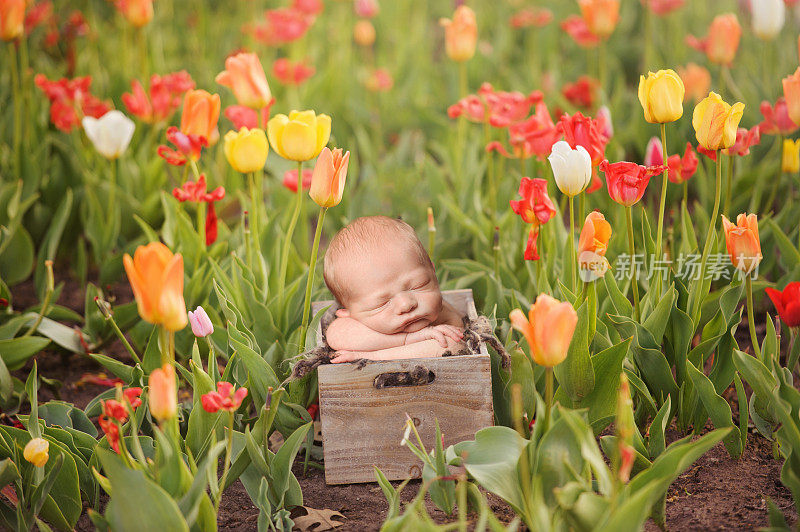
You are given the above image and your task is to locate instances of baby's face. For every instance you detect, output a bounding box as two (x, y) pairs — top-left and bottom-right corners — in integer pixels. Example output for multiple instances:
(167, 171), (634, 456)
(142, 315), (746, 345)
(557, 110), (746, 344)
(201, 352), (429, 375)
(335, 241), (442, 335)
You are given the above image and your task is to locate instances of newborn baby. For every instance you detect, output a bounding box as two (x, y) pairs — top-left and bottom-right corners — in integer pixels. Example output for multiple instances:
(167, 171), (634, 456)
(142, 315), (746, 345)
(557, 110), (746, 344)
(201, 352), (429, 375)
(323, 216), (465, 363)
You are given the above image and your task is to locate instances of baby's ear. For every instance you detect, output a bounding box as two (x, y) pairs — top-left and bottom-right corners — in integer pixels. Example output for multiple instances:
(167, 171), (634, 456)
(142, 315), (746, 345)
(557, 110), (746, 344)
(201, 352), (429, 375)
(335, 309), (350, 318)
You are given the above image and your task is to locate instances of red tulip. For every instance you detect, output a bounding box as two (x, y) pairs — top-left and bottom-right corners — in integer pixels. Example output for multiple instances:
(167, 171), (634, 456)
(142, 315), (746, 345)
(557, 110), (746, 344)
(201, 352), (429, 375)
(283, 168), (313, 192)
(272, 58), (315, 86)
(123, 71), (195, 124)
(667, 142), (699, 184)
(759, 98), (798, 136)
(224, 103), (274, 130)
(201, 382), (248, 413)
(562, 76), (600, 109)
(601, 160), (663, 206)
(723, 126), (760, 157)
(35, 74), (110, 132)
(765, 282), (800, 329)
(561, 15), (600, 48)
(509, 8), (553, 29)
(157, 126), (208, 166)
(510, 177), (556, 226)
(172, 174), (225, 203)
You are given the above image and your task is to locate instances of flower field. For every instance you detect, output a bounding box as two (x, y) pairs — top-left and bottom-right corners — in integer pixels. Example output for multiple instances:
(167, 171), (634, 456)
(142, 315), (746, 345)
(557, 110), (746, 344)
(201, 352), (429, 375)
(2, 0), (800, 530)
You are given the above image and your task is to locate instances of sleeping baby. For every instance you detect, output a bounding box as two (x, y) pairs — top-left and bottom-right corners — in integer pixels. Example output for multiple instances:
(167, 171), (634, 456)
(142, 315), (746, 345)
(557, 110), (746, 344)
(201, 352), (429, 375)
(323, 215), (465, 363)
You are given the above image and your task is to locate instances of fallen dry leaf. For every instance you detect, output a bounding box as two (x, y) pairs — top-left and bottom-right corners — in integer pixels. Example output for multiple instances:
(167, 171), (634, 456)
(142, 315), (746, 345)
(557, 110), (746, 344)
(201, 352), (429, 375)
(293, 506), (345, 531)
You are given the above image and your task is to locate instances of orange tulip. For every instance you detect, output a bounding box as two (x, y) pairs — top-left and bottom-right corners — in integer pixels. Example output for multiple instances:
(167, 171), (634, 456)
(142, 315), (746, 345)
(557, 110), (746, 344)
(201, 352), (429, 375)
(180, 90), (220, 143)
(782, 67), (800, 128)
(509, 294), (577, 367)
(578, 0), (620, 39)
(117, 0), (154, 27)
(148, 364), (177, 423)
(215, 52), (272, 110)
(721, 213), (762, 274)
(440, 5), (477, 62)
(578, 211), (612, 256)
(687, 13), (741, 66)
(353, 19), (376, 47)
(123, 242), (187, 331)
(0, 0), (25, 41)
(309, 147), (350, 208)
(678, 63), (712, 104)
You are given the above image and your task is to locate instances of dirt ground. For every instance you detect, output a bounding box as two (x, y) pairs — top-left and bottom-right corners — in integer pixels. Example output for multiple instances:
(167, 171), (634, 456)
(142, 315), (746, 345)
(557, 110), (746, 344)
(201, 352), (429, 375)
(7, 275), (800, 531)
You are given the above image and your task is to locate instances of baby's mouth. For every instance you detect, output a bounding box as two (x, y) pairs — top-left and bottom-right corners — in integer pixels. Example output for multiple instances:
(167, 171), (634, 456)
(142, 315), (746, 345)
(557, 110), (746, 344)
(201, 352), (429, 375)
(400, 316), (427, 332)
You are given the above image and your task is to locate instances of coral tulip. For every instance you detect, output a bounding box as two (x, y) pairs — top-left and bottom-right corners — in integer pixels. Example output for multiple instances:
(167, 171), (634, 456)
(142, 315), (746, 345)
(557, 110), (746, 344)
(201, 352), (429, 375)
(123, 242), (187, 331)
(765, 282), (800, 329)
(641, 0), (684, 16)
(578, 210), (612, 256)
(509, 294), (578, 367)
(601, 160), (663, 207)
(667, 142), (699, 184)
(267, 109), (331, 162)
(188, 306), (214, 338)
(180, 89), (221, 142)
(578, 0), (620, 39)
(678, 63), (711, 104)
(82, 110), (135, 160)
(638, 69), (684, 123)
(202, 382), (248, 413)
(692, 92), (745, 151)
(216, 52), (272, 109)
(122, 71), (195, 124)
(687, 13), (741, 66)
(759, 98), (798, 136)
(116, 0), (153, 27)
(23, 438), (49, 467)
(309, 147), (349, 208)
(223, 127), (269, 173)
(272, 58), (315, 86)
(548, 140), (592, 197)
(721, 213), (762, 274)
(1, 0), (25, 41)
(751, 0), (785, 40)
(782, 67), (800, 128)
(440, 5), (477, 62)
(783, 138), (800, 173)
(148, 364), (177, 423)
(509, 8), (553, 29)
(353, 19), (375, 47)
(723, 126), (760, 157)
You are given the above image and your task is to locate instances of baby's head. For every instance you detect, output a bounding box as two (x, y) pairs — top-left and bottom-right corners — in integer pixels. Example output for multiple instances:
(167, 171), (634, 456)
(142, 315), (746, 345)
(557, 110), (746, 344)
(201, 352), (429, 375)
(323, 216), (442, 335)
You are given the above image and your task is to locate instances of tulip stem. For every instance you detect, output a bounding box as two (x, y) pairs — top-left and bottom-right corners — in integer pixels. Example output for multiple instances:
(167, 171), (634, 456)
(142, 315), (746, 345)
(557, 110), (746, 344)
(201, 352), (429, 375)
(543, 367), (553, 434)
(9, 44), (21, 180)
(455, 62), (467, 179)
(510, 384), (533, 518)
(654, 123), (669, 298)
(692, 151), (722, 321)
(215, 412), (235, 515)
(278, 162), (304, 306)
(625, 206), (641, 321)
(683, 181), (688, 206)
(787, 330), (799, 372)
(299, 206), (326, 353)
(483, 120), (497, 227)
(569, 196), (576, 293)
(196, 202), (206, 248)
(724, 155), (734, 218)
(745, 275), (761, 361)
(107, 158), (117, 223)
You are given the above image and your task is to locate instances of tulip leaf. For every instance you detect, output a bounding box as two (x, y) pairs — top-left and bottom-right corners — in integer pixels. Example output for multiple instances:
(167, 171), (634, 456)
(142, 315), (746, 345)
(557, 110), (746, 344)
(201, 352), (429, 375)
(642, 285), (676, 345)
(686, 361), (742, 458)
(766, 217), (800, 266)
(554, 300), (595, 404)
(647, 396), (671, 460)
(603, 272), (633, 318)
(88, 353), (134, 384)
(0, 225), (34, 287)
(185, 360), (223, 459)
(0, 336), (51, 371)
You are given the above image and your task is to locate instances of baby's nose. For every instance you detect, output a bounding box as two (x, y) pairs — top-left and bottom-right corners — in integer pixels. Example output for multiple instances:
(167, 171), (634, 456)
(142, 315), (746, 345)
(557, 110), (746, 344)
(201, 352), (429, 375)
(395, 292), (418, 313)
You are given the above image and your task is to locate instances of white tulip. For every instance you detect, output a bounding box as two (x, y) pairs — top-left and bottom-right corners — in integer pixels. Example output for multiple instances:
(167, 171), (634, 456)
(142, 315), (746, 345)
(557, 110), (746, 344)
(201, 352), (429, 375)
(548, 140), (592, 197)
(751, 0), (785, 40)
(82, 110), (135, 160)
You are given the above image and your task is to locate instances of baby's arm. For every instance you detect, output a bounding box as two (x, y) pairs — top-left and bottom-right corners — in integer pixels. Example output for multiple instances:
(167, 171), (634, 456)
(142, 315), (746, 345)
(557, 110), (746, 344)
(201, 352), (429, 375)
(325, 317), (407, 351)
(331, 337), (464, 363)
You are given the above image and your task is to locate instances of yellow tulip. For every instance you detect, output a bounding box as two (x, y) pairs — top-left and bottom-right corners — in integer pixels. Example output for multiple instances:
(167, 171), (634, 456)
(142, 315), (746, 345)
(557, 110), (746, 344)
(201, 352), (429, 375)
(692, 92), (745, 151)
(782, 139), (800, 173)
(24, 438), (49, 468)
(267, 110), (331, 162)
(638, 70), (685, 123)
(223, 128), (269, 173)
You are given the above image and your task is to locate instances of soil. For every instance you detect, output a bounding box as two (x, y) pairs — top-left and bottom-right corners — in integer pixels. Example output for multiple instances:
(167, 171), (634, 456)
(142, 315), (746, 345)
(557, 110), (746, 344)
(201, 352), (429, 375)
(6, 277), (800, 531)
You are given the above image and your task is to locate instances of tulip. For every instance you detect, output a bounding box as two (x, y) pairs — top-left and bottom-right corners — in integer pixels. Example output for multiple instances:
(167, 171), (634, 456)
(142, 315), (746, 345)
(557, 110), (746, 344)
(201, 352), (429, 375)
(766, 282), (800, 330)
(667, 142), (699, 185)
(309, 147), (350, 208)
(23, 438), (49, 467)
(759, 98), (798, 136)
(578, 211), (612, 257)
(686, 14), (741, 66)
(354, 0), (379, 18)
(180, 90), (221, 142)
(723, 126), (761, 158)
(272, 58), (315, 86)
(82, 111), (136, 160)
(782, 139), (800, 173)
(561, 15), (600, 48)
(440, 5), (477, 62)
(148, 364), (177, 423)
(1, 0), (24, 41)
(601, 160), (662, 207)
(353, 19), (376, 47)
(782, 68), (800, 128)
(638, 70), (684, 123)
(548, 140), (592, 197)
(678, 63), (712, 103)
(215, 52), (272, 110)
(692, 92), (745, 151)
(509, 7), (553, 29)
(365, 68), (393, 92)
(201, 382), (248, 413)
(282, 168), (313, 192)
(562, 76), (600, 109)
(510, 177), (556, 226)
(644, 137), (663, 167)
(578, 0), (620, 39)
(117, 0), (154, 27)
(188, 306), (214, 338)
(596, 105), (613, 138)
(642, 0), (684, 16)
(123, 242), (187, 333)
(223, 127), (269, 173)
(751, 0), (785, 40)
(267, 110), (331, 162)
(722, 213), (762, 275)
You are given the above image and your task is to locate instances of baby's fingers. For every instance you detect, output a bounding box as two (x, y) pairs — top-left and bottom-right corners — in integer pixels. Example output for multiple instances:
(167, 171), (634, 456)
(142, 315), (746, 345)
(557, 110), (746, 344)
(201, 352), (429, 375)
(436, 325), (463, 343)
(429, 329), (448, 347)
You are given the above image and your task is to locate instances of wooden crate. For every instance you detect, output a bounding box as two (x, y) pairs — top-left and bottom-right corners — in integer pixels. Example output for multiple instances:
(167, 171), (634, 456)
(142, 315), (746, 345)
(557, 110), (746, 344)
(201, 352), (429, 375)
(312, 289), (494, 485)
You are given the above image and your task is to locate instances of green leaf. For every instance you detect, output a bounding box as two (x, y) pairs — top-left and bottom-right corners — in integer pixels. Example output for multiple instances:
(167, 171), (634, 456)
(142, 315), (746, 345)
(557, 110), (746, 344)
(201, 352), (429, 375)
(185, 360), (223, 459)
(554, 300), (595, 404)
(270, 421), (312, 507)
(0, 336), (50, 370)
(34, 189), (73, 297)
(686, 361), (742, 458)
(88, 354), (135, 383)
(229, 327), (280, 408)
(604, 272), (633, 318)
(0, 226), (34, 286)
(766, 218), (800, 265)
(647, 396), (671, 460)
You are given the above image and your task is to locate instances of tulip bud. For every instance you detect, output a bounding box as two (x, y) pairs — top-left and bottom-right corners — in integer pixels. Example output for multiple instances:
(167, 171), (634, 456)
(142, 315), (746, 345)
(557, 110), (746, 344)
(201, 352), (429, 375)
(548, 140), (592, 197)
(223, 127), (269, 173)
(782, 68), (800, 128)
(309, 147), (350, 208)
(215, 52), (272, 110)
(644, 137), (664, 167)
(148, 364), (177, 423)
(440, 6), (477, 62)
(188, 306), (214, 337)
(752, 0), (785, 40)
(692, 92), (745, 151)
(509, 294), (577, 367)
(721, 213), (762, 274)
(118, 0), (154, 27)
(180, 90), (221, 142)
(0, 0), (25, 41)
(82, 111), (136, 160)
(638, 69), (684, 123)
(353, 19), (376, 47)
(578, 0), (620, 39)
(24, 438), (49, 467)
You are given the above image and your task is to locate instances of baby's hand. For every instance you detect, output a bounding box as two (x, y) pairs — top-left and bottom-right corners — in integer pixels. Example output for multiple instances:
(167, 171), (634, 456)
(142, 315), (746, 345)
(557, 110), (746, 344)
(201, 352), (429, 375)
(405, 325), (463, 347)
